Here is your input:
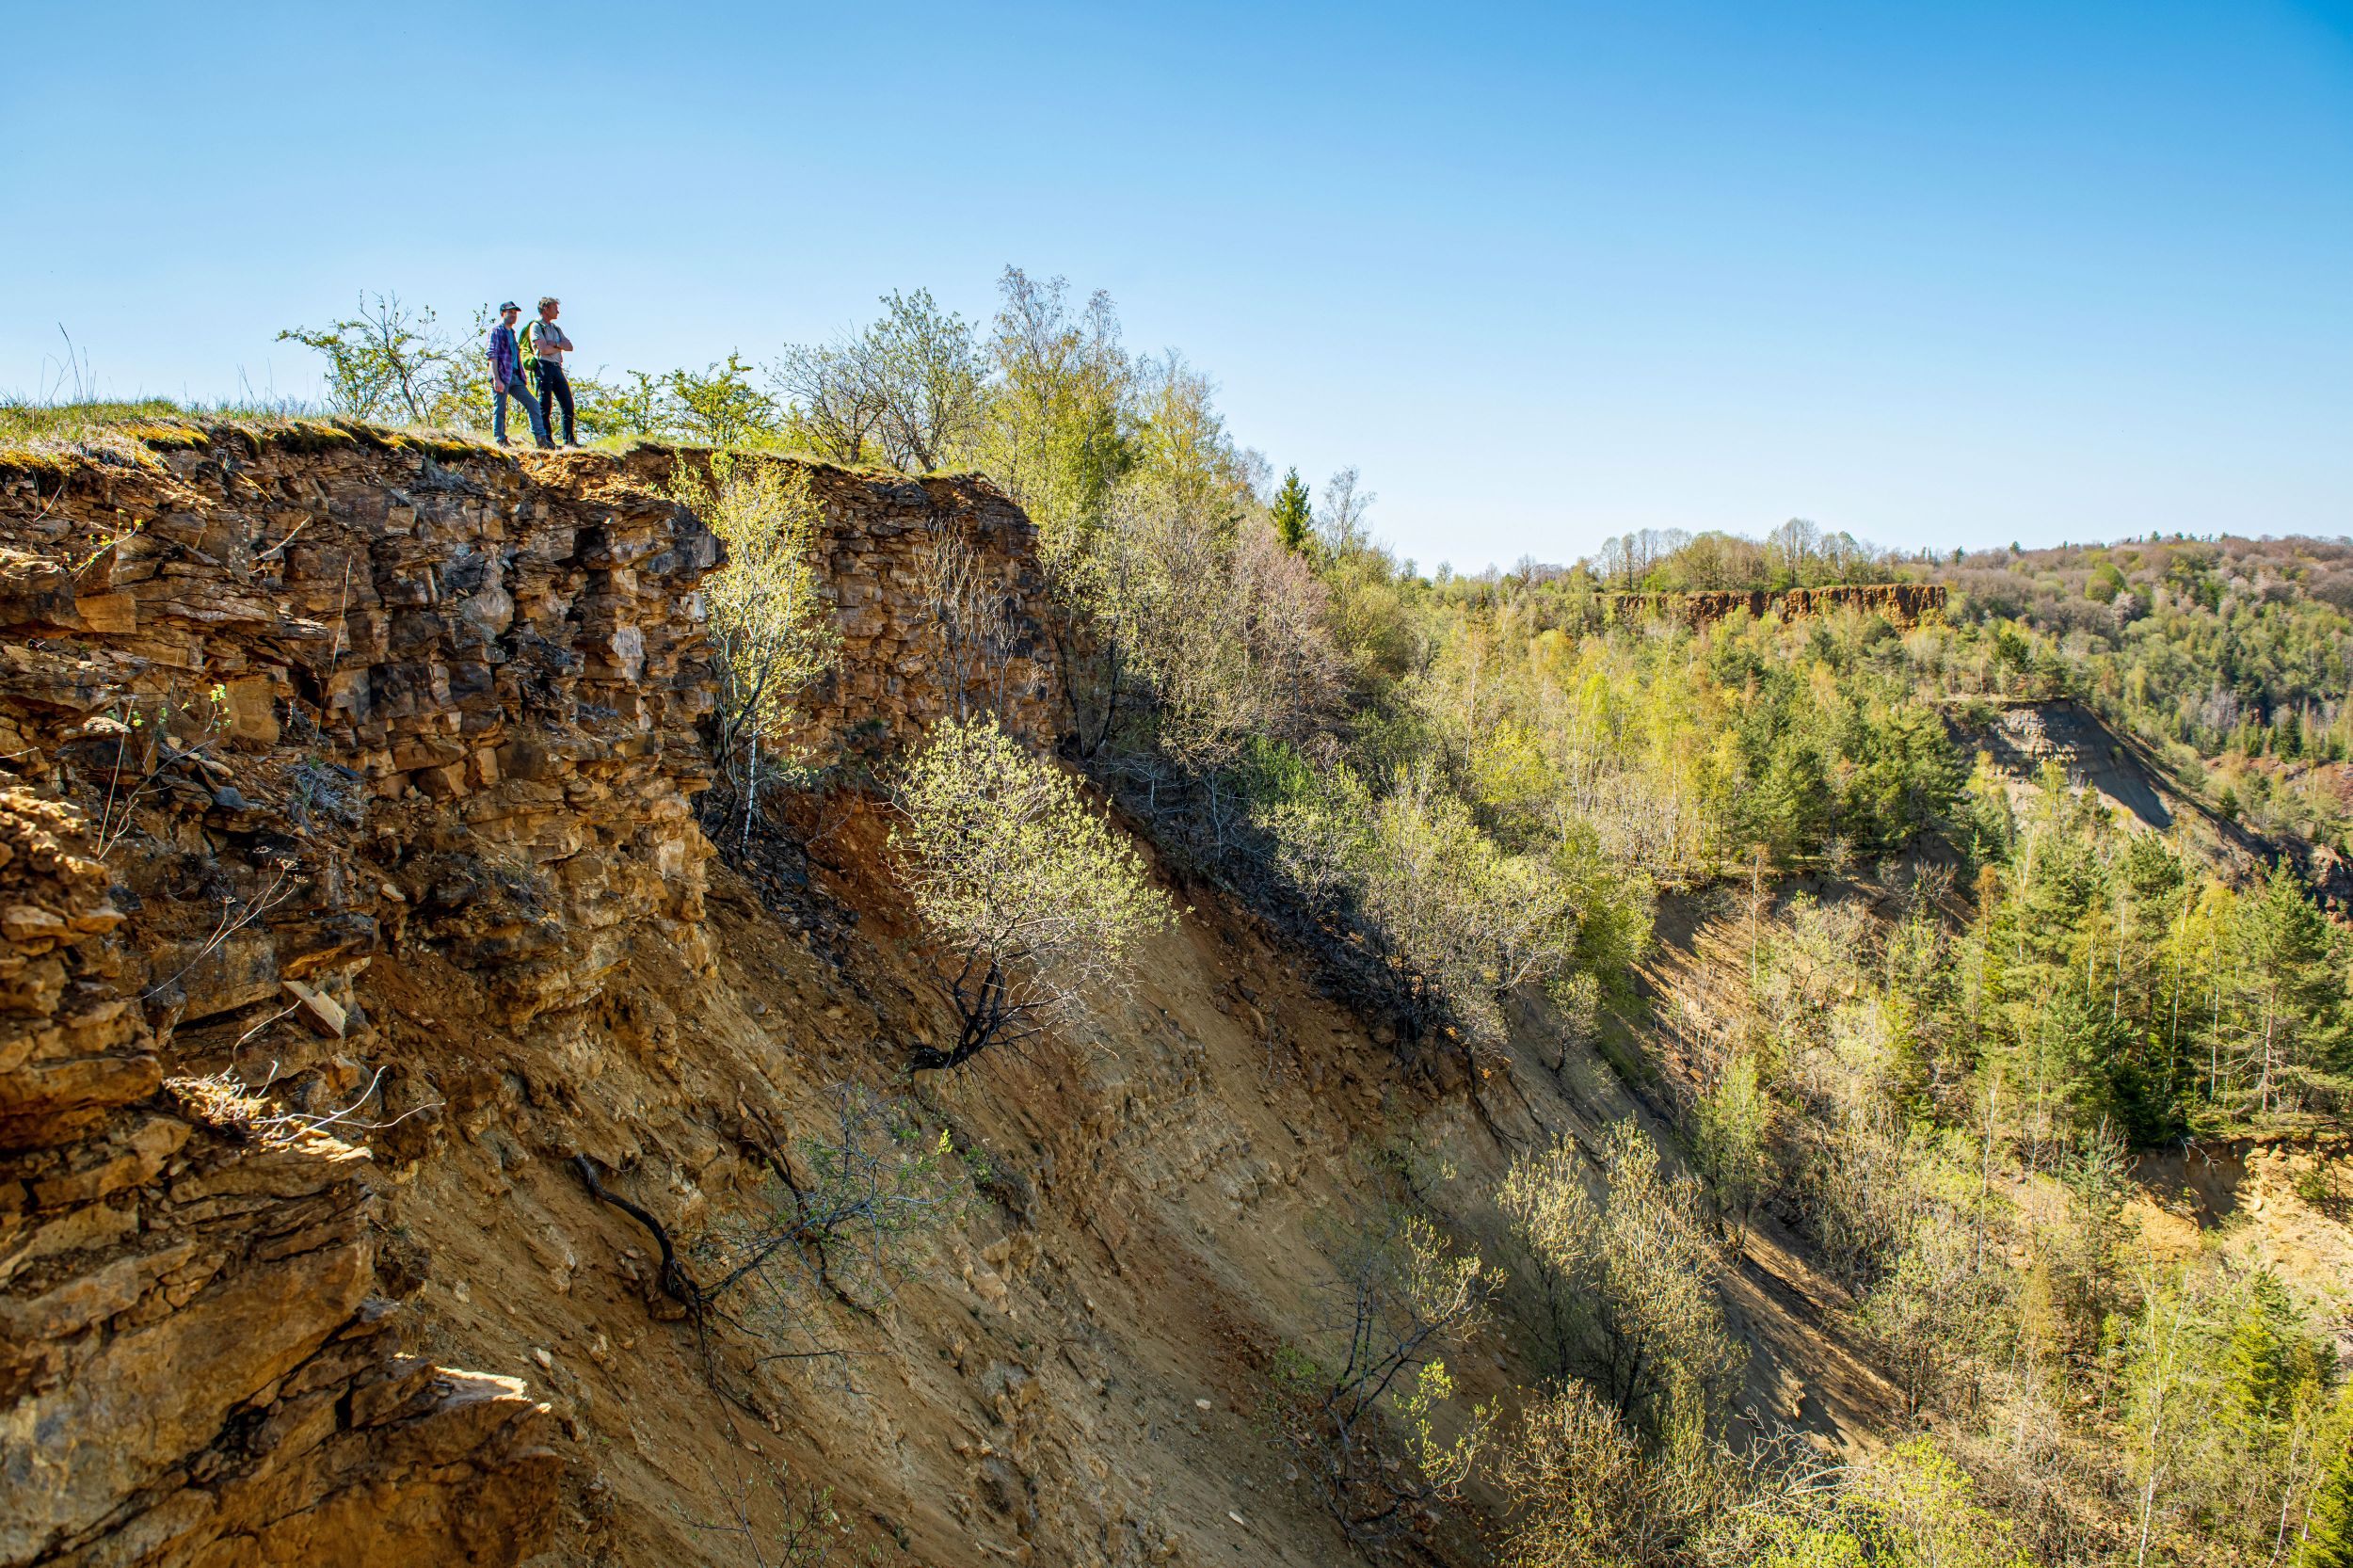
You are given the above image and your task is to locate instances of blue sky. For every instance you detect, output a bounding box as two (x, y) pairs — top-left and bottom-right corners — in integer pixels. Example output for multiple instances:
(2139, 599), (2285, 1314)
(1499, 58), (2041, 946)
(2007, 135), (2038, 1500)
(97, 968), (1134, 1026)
(5, 1), (2349, 571)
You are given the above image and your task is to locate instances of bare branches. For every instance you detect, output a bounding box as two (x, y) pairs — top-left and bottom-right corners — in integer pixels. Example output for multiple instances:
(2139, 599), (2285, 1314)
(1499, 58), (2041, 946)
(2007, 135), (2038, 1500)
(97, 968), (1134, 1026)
(680, 1460), (858, 1568)
(576, 1085), (968, 1412)
(140, 864), (299, 1002)
(166, 1061), (440, 1147)
(915, 525), (1014, 726)
(1277, 1200), (1499, 1550)
(775, 290), (984, 472)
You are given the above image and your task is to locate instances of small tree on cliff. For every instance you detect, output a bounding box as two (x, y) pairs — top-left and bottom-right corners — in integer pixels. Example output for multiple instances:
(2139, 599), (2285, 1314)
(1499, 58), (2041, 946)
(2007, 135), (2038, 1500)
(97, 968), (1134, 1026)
(666, 453), (837, 846)
(1271, 466), (1314, 553)
(890, 715), (1173, 1069)
(279, 291), (463, 424)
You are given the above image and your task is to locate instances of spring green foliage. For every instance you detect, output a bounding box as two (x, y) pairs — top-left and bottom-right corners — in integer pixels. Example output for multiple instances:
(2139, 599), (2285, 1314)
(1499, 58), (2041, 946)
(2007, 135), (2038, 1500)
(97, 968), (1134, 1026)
(1929, 788), (2352, 1139)
(1280, 1203), (1500, 1545)
(888, 715), (1174, 1069)
(1675, 875), (2353, 1565)
(2308, 1428), (2353, 1568)
(1932, 536), (2353, 763)
(1252, 759), (1589, 1047)
(1271, 466), (1313, 553)
(1693, 1048), (1769, 1239)
(662, 454), (837, 844)
(615, 355), (781, 447)
(1592, 518), (1894, 593)
(167, 265), (2353, 1568)
(276, 293), (493, 427)
(1498, 1124), (1745, 1434)
(967, 270), (1134, 540)
(1577, 526), (2353, 846)
(1496, 1387), (2029, 1568)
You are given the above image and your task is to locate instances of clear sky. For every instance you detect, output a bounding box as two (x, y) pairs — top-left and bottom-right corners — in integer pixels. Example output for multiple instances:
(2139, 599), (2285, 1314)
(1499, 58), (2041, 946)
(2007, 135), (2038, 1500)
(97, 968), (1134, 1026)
(5, 1), (2349, 571)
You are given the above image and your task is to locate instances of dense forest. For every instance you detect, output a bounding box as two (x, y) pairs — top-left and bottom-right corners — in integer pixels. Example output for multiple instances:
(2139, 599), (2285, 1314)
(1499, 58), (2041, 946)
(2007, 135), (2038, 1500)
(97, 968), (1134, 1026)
(1588, 522), (2353, 852)
(164, 270), (2353, 1564)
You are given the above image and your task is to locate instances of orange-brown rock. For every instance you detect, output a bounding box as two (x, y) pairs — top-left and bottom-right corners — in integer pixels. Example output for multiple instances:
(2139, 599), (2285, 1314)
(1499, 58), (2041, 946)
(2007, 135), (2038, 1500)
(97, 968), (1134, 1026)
(0, 424), (1077, 1568)
(1606, 582), (1945, 628)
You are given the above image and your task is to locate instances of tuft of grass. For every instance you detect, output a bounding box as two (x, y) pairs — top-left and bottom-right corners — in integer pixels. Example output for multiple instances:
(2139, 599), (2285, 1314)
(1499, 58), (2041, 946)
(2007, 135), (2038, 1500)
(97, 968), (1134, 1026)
(263, 419), (360, 455)
(0, 397), (271, 472)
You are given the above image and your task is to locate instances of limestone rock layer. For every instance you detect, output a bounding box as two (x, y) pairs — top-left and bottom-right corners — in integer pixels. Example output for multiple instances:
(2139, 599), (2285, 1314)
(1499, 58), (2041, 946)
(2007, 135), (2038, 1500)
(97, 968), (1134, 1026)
(0, 424), (1053, 1567)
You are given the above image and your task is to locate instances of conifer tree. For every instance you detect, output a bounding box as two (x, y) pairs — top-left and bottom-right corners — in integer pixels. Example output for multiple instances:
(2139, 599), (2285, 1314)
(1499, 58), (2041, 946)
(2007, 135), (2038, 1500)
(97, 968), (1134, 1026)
(1272, 467), (1314, 554)
(2233, 863), (2348, 1113)
(2225, 1272), (2296, 1440)
(2305, 1444), (2353, 1568)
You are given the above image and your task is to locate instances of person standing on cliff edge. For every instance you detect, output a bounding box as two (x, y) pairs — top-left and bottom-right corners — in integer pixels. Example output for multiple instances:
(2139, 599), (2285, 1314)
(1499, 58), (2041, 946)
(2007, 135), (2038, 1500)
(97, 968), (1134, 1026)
(486, 302), (552, 449)
(529, 296), (579, 448)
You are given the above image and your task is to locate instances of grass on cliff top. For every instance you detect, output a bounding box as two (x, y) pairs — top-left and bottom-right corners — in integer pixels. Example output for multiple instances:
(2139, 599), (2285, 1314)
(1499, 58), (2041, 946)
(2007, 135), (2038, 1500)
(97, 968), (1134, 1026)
(0, 397), (504, 472)
(0, 397), (209, 447)
(0, 397), (939, 488)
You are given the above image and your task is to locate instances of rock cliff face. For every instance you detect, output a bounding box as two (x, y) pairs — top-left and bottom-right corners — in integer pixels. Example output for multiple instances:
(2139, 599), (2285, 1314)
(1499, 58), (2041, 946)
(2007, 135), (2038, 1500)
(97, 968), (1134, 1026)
(1605, 582), (1945, 628)
(600, 450), (1064, 757)
(0, 424), (1058, 1566)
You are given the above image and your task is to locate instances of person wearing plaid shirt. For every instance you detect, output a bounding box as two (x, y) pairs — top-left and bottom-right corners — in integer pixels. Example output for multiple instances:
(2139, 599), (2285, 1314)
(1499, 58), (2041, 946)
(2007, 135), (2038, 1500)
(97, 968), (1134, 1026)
(486, 302), (552, 448)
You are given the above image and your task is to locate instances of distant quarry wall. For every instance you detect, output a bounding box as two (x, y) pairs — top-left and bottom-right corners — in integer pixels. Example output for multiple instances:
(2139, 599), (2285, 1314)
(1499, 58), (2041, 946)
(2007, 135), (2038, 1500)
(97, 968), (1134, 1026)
(1607, 583), (1946, 629)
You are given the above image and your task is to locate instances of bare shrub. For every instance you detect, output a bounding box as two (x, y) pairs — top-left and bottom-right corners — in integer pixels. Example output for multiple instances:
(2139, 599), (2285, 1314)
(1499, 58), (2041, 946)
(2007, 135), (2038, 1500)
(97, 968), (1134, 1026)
(775, 290), (984, 472)
(702, 1086), (973, 1349)
(1275, 1205), (1499, 1549)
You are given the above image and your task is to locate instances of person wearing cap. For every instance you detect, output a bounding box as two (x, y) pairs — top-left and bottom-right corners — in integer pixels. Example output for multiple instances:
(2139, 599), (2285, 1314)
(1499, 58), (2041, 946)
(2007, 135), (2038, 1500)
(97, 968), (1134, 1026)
(528, 297), (579, 448)
(486, 302), (552, 448)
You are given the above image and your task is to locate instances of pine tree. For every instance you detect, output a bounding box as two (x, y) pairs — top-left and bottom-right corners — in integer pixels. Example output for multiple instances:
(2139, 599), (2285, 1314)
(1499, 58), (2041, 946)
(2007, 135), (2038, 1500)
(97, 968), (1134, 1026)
(2232, 864), (2347, 1114)
(2305, 1443), (2353, 1568)
(2224, 1271), (2294, 1441)
(1271, 467), (1313, 554)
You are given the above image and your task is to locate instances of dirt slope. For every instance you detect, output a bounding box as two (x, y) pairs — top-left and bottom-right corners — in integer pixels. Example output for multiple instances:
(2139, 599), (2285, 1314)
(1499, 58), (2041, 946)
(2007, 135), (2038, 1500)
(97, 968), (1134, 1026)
(369, 790), (1924, 1568)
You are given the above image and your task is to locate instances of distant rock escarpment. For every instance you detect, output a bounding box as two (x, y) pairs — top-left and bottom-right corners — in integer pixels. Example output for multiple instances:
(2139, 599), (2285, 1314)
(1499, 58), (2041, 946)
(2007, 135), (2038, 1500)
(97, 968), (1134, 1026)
(0, 423), (1058, 1567)
(1607, 582), (1945, 628)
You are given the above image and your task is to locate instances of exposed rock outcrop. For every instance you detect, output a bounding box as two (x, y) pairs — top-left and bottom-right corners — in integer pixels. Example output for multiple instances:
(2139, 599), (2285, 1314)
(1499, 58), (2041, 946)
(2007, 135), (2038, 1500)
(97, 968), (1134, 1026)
(1607, 582), (1945, 628)
(2, 423), (1904, 1568)
(0, 427), (707, 1565)
(0, 422), (1076, 1567)
(602, 449), (1064, 756)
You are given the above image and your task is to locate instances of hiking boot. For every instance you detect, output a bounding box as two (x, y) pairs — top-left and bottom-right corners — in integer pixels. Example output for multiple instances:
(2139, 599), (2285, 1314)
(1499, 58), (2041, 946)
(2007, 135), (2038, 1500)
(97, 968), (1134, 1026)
(536, 439), (556, 451)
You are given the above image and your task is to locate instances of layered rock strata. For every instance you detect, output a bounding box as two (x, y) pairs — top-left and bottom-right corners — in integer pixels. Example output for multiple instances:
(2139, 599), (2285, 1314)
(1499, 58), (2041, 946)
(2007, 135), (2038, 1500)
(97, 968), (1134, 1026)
(0, 424), (1054, 1565)
(1606, 582), (1946, 628)
(604, 447), (1064, 756)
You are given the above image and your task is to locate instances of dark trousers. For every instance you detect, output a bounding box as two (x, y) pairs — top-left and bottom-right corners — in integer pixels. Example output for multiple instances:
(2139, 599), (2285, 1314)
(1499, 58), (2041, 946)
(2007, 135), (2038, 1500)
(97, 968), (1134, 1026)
(537, 360), (577, 445)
